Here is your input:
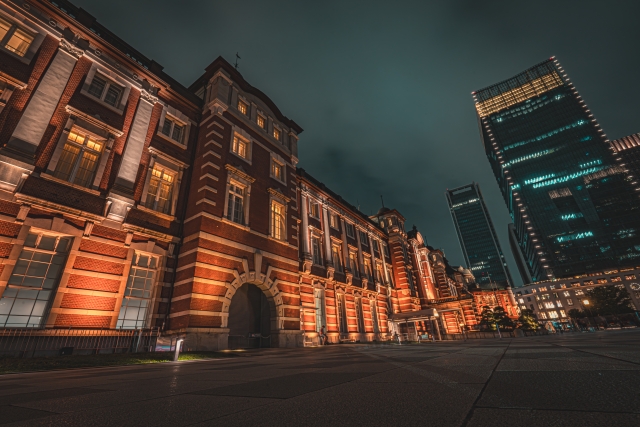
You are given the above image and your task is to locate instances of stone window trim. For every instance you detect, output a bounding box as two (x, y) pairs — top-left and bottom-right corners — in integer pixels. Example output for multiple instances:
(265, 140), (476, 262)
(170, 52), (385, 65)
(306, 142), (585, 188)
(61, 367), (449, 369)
(156, 105), (191, 149)
(0, 10), (46, 64)
(46, 110), (122, 191)
(237, 95), (250, 116)
(308, 198), (320, 220)
(222, 164), (255, 228)
(309, 227), (324, 266)
(344, 221), (355, 238)
(268, 187), (290, 243)
(328, 212), (340, 230)
(80, 64), (131, 115)
(230, 126), (252, 164)
(269, 152), (286, 184)
(116, 250), (161, 330)
(139, 147), (188, 219)
(0, 71), (27, 114)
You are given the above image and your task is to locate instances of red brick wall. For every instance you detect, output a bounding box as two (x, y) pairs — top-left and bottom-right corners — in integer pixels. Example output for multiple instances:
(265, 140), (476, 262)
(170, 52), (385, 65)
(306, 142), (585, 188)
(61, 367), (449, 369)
(55, 314), (112, 328)
(0, 242), (13, 257)
(60, 293), (117, 311)
(91, 225), (128, 242)
(73, 256), (124, 275)
(0, 220), (20, 238)
(66, 274), (121, 293)
(79, 239), (128, 259)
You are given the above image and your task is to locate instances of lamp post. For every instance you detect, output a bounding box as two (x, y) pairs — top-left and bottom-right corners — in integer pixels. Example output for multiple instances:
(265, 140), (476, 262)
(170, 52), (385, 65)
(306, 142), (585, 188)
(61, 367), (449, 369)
(173, 338), (184, 362)
(581, 299), (595, 330)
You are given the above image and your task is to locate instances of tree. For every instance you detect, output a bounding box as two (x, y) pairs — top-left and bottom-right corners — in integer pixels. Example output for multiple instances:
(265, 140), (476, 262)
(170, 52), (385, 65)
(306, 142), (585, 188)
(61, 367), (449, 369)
(480, 306), (496, 331)
(518, 309), (538, 330)
(494, 306), (515, 330)
(585, 285), (634, 316)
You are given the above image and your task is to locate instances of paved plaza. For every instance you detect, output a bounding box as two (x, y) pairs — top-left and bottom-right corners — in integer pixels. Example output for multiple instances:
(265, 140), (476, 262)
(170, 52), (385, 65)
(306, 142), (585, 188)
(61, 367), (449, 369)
(0, 330), (639, 426)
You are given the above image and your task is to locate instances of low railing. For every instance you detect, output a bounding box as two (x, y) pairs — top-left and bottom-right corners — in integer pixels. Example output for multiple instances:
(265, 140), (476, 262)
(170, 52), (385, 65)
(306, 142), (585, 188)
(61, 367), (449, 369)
(440, 329), (550, 340)
(0, 327), (160, 358)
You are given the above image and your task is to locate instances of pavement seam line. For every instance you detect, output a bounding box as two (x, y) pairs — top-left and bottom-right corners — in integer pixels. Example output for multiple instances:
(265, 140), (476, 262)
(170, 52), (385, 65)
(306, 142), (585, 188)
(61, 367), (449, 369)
(459, 339), (512, 427)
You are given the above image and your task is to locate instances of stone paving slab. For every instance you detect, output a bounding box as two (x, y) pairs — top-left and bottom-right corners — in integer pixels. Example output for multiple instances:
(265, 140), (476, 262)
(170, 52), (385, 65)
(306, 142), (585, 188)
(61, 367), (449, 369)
(0, 329), (639, 427)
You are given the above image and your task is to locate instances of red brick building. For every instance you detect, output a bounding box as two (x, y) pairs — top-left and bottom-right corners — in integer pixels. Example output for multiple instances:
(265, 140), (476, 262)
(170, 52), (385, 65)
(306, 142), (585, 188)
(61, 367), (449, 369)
(0, 0), (515, 350)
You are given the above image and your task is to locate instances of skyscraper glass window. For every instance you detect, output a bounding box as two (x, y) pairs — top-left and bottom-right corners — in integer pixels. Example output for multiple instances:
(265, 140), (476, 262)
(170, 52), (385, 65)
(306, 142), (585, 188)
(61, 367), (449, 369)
(446, 182), (513, 288)
(473, 58), (640, 281)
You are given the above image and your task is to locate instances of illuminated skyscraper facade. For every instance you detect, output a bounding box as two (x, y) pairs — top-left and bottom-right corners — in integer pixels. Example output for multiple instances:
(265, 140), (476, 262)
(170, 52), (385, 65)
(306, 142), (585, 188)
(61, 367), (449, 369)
(446, 183), (513, 288)
(474, 58), (640, 282)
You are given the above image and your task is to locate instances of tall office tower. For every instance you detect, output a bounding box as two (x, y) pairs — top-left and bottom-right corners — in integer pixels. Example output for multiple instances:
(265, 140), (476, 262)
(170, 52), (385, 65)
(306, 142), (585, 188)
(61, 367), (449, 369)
(473, 57), (640, 282)
(446, 183), (513, 288)
(610, 133), (640, 181)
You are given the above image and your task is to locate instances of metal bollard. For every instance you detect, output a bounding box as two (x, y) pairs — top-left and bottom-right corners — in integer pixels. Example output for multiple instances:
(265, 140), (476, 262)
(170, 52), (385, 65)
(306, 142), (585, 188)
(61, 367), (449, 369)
(173, 338), (184, 362)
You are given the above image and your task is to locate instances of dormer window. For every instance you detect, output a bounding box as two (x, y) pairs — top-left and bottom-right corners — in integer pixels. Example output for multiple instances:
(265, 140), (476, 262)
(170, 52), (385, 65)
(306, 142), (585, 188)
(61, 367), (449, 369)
(0, 17), (34, 57)
(257, 115), (266, 129)
(238, 100), (248, 115)
(273, 127), (281, 141)
(160, 115), (185, 144)
(88, 74), (123, 107)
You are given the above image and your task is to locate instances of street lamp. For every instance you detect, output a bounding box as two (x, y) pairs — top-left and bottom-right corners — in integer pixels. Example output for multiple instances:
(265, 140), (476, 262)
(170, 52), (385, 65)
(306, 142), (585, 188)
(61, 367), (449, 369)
(581, 299), (595, 330)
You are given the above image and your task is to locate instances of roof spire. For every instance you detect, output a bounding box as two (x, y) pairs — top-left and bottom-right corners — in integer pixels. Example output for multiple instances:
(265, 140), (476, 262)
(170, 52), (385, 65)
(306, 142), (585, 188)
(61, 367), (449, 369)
(380, 195), (385, 208)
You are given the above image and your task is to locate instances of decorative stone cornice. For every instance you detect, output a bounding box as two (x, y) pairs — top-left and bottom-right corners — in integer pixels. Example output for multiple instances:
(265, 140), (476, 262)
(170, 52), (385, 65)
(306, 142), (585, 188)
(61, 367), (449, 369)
(65, 105), (124, 137)
(140, 89), (158, 104)
(59, 38), (85, 59)
(268, 187), (291, 203)
(225, 164), (256, 183)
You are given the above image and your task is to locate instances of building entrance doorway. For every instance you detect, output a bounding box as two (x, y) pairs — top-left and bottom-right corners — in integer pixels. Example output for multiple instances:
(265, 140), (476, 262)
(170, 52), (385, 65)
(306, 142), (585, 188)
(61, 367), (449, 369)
(227, 283), (272, 349)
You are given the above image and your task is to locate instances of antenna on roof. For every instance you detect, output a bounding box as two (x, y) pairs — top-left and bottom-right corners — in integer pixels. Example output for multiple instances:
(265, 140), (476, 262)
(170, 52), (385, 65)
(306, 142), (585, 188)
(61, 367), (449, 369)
(234, 52), (241, 70)
(356, 199), (360, 211)
(380, 195), (385, 208)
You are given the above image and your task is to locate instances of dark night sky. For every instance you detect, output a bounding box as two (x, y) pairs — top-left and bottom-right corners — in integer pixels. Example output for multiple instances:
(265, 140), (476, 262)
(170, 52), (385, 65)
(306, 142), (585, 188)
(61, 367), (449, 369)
(74, 1), (640, 285)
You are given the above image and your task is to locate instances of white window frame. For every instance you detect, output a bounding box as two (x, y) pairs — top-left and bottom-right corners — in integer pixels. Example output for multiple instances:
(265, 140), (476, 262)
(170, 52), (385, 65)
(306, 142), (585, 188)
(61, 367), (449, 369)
(140, 149), (186, 218)
(230, 128), (252, 164)
(310, 230), (323, 266)
(314, 288), (326, 333)
(329, 213), (339, 230)
(345, 221), (355, 238)
(309, 200), (320, 219)
(116, 251), (160, 330)
(273, 125), (281, 141)
(0, 12), (44, 63)
(349, 250), (360, 278)
(81, 65), (131, 114)
(158, 114), (186, 145)
(270, 198), (287, 241)
(257, 113), (266, 130)
(50, 125), (107, 189)
(270, 153), (286, 184)
(331, 243), (343, 272)
(237, 98), (249, 115)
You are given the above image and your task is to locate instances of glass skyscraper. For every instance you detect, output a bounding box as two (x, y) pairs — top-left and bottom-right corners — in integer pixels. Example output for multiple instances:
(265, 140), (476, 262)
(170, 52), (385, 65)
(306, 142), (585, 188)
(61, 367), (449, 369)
(473, 57), (640, 282)
(446, 182), (513, 288)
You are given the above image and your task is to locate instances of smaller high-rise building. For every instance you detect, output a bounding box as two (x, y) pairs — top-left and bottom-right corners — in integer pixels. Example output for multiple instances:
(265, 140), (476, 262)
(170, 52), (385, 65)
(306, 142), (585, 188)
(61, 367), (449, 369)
(446, 183), (513, 288)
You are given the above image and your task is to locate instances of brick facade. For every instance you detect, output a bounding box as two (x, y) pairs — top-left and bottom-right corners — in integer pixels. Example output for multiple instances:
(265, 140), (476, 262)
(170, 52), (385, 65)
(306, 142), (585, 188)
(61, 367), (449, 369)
(0, 0), (515, 349)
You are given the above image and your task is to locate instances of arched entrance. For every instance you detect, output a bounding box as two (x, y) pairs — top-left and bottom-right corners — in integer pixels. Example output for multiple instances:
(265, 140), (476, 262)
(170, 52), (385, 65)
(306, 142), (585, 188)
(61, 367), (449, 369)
(228, 283), (272, 349)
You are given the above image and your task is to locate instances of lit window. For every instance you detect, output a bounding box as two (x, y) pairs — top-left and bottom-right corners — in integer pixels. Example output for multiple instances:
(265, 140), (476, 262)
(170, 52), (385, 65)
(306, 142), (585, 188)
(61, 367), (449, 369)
(355, 298), (365, 333)
(0, 232), (72, 328)
(345, 222), (355, 238)
(370, 301), (380, 334)
(53, 129), (104, 188)
(117, 253), (157, 329)
(567, 298), (573, 306)
(0, 17), (34, 57)
(238, 100), (248, 115)
(518, 298), (524, 304)
(311, 236), (323, 265)
(575, 289), (584, 296)
(329, 213), (338, 229)
(273, 127), (281, 140)
(88, 74), (123, 107)
(232, 136), (248, 159)
(160, 115), (185, 144)
(226, 183), (245, 224)
(349, 252), (359, 277)
(539, 312), (548, 319)
(559, 310), (567, 317)
(544, 302), (555, 309)
(548, 311), (559, 319)
(332, 245), (343, 272)
(309, 201), (319, 218)
(364, 258), (373, 280)
(556, 300), (563, 307)
(257, 115), (266, 129)
(337, 294), (347, 333)
(271, 159), (284, 181)
(144, 167), (175, 214)
(271, 201), (285, 240)
(563, 291), (570, 297)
